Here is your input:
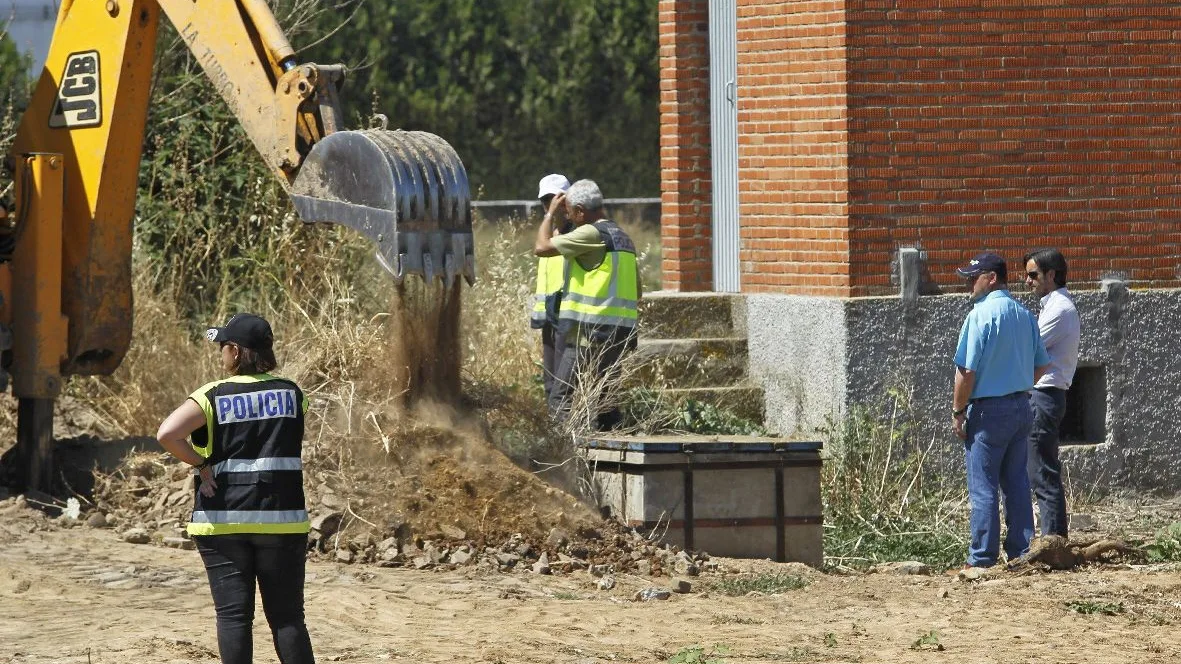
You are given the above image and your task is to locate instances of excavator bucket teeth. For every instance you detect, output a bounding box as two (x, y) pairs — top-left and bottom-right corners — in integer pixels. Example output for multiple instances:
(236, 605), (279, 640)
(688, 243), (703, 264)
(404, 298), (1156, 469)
(290, 129), (476, 286)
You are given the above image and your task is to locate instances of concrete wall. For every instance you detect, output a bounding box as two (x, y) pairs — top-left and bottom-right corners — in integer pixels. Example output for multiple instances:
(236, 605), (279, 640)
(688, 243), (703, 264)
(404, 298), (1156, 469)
(748, 285), (1181, 492)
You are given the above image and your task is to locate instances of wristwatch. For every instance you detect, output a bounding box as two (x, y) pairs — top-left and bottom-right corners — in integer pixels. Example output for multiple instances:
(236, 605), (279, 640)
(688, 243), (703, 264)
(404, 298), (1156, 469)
(952, 406), (967, 417)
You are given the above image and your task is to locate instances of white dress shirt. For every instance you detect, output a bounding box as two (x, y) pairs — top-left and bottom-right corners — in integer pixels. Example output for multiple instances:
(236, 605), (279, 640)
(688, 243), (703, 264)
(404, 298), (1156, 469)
(1035, 287), (1080, 390)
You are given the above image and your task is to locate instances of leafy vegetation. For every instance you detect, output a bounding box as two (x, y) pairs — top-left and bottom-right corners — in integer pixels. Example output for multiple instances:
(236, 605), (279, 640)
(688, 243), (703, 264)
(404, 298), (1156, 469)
(667, 644), (730, 664)
(822, 387), (968, 570)
(910, 630), (944, 651)
(1143, 522), (1181, 563)
(710, 573), (808, 597)
(311, 0), (659, 200)
(1066, 599), (1124, 616)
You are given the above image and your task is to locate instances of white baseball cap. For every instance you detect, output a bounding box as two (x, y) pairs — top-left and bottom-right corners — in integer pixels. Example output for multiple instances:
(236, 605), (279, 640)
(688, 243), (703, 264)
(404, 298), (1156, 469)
(537, 173), (571, 199)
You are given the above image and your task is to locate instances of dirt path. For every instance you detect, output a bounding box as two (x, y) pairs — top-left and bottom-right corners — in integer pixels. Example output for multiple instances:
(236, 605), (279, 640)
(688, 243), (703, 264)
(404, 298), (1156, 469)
(4, 506), (1181, 664)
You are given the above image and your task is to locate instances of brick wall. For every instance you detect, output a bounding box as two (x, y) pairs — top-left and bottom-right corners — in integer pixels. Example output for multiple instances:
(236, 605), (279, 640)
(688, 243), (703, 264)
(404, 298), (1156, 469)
(738, 0), (852, 295)
(659, 0), (713, 291)
(847, 1), (1181, 295)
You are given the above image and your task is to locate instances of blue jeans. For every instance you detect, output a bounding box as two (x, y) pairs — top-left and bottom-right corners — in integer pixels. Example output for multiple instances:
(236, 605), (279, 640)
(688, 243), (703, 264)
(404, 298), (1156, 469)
(964, 393), (1035, 567)
(1028, 388), (1069, 537)
(194, 534), (315, 664)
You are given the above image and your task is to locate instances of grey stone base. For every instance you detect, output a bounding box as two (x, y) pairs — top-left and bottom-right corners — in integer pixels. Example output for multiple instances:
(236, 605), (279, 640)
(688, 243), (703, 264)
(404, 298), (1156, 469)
(746, 286), (1181, 492)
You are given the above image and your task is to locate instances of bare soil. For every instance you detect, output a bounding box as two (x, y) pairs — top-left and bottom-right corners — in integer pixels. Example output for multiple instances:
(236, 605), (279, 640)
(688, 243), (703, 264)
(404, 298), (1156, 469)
(4, 496), (1181, 664)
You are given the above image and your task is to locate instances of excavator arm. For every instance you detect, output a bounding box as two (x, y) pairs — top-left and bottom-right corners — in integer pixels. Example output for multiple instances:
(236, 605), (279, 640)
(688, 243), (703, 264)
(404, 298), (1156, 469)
(0, 0), (474, 491)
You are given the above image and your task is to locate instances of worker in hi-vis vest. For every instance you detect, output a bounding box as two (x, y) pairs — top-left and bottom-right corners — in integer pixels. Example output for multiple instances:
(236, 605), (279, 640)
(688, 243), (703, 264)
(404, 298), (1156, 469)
(533, 178), (640, 431)
(532, 173), (571, 406)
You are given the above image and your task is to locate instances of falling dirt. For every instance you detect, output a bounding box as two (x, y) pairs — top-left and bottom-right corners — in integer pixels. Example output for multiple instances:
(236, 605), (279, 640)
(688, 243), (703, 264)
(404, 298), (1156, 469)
(389, 278), (463, 406)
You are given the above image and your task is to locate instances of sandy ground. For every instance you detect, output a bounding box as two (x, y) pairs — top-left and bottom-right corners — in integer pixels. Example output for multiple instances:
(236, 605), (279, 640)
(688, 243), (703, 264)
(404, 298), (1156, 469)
(4, 504), (1181, 664)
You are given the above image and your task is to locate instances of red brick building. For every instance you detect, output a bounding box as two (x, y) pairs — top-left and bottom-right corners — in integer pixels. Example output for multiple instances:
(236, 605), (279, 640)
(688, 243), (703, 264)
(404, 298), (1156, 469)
(660, 0), (1181, 296)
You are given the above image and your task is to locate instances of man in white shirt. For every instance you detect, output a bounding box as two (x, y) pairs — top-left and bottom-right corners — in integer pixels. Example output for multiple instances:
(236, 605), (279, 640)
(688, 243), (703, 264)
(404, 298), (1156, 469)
(1023, 249), (1081, 538)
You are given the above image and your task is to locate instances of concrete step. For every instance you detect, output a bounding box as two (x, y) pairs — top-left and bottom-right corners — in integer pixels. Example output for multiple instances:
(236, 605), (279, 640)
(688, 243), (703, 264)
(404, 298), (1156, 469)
(660, 385), (765, 424)
(629, 337), (748, 389)
(638, 291), (745, 340)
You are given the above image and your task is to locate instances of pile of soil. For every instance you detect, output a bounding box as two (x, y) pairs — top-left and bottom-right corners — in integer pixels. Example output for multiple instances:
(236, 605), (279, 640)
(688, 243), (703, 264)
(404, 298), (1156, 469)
(89, 406), (717, 577)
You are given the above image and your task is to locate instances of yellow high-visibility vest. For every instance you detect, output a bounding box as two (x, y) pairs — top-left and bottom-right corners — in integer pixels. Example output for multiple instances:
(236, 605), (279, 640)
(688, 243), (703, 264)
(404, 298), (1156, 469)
(559, 220), (639, 342)
(531, 254), (566, 329)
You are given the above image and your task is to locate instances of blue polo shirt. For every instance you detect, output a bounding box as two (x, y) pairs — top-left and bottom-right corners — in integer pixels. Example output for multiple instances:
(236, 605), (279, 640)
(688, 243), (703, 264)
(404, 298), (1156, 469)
(954, 289), (1050, 400)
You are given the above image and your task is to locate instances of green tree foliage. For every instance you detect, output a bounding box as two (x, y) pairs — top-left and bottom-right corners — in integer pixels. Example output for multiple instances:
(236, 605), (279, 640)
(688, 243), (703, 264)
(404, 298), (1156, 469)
(310, 0), (659, 200)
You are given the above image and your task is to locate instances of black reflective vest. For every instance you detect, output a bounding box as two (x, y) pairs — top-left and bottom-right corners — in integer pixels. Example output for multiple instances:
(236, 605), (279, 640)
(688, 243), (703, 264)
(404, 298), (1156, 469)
(186, 374), (310, 536)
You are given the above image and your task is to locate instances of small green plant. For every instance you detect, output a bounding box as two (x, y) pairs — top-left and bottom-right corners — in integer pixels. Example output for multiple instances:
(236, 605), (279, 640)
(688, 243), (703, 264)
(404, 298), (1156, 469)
(710, 615), (762, 625)
(667, 644), (730, 664)
(711, 573), (808, 596)
(551, 591), (580, 600)
(824, 632), (838, 647)
(910, 630), (944, 651)
(1066, 600), (1124, 616)
(1144, 522), (1181, 562)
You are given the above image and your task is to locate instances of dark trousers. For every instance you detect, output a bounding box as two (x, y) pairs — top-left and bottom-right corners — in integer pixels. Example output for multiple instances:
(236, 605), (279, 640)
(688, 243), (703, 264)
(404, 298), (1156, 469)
(1028, 387), (1069, 537)
(548, 332), (628, 431)
(194, 534), (315, 664)
(540, 323), (566, 404)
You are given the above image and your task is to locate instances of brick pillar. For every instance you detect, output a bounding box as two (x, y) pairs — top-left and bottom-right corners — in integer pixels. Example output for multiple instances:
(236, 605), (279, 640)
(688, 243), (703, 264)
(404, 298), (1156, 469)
(659, 0), (712, 291)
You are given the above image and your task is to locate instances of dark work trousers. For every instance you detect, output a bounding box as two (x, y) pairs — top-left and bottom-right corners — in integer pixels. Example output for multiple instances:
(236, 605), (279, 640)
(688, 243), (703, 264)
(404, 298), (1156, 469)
(1027, 387), (1069, 537)
(194, 533), (315, 664)
(540, 323), (566, 405)
(548, 332), (629, 431)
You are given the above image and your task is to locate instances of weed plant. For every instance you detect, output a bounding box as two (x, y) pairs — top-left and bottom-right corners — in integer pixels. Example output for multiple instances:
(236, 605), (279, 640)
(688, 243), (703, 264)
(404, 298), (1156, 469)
(710, 573), (808, 596)
(821, 386), (968, 570)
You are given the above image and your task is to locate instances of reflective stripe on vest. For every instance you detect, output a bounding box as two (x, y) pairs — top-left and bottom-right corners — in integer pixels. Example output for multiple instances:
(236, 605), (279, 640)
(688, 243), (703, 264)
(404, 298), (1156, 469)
(212, 457), (303, 475)
(531, 254), (566, 328)
(188, 509), (311, 536)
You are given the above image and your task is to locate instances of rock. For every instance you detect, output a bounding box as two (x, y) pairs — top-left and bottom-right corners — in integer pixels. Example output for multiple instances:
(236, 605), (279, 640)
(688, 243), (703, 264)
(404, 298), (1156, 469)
(546, 527), (570, 549)
(310, 512), (343, 538)
(589, 564), (613, 577)
(335, 549), (354, 564)
(871, 561), (932, 576)
(673, 558), (699, 577)
(412, 556), (433, 570)
(163, 537), (194, 550)
(635, 560), (652, 576)
(121, 528), (150, 544)
(533, 553), (552, 575)
(320, 493), (346, 510)
(377, 537), (398, 554)
(937, 588), (950, 599)
(85, 512), (108, 528)
(958, 566), (987, 581)
(672, 579), (692, 594)
(379, 546), (401, 563)
(1070, 513), (1096, 531)
(597, 575), (616, 590)
(495, 553), (521, 569)
(450, 549), (473, 565)
(439, 524), (466, 540)
(633, 587), (671, 601)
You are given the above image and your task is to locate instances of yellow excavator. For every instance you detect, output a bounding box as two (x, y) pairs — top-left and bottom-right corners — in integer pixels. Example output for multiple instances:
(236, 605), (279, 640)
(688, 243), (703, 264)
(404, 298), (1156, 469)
(0, 0), (475, 491)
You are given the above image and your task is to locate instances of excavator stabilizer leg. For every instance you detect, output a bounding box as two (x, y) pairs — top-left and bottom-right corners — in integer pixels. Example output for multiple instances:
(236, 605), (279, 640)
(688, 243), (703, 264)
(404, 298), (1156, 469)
(290, 129), (476, 287)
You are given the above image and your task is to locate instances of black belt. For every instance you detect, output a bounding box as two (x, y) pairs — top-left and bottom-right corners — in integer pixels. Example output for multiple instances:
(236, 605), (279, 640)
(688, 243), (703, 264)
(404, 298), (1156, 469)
(971, 391), (1027, 403)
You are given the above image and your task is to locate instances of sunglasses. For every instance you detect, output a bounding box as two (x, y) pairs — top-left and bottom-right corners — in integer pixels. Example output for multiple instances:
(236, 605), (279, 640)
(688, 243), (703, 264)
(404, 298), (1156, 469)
(1027, 271), (1041, 280)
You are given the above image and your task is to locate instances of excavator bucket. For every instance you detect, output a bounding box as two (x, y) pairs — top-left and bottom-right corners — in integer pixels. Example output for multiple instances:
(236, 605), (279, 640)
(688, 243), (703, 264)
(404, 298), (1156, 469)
(290, 129), (476, 286)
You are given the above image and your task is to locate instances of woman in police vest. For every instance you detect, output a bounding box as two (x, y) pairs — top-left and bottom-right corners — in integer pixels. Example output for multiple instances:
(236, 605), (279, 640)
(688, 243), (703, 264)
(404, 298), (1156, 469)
(156, 313), (315, 664)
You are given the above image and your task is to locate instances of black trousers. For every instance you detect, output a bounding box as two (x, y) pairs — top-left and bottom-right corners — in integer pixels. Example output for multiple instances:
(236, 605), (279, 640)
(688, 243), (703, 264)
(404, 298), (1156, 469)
(540, 323), (566, 404)
(194, 533), (315, 664)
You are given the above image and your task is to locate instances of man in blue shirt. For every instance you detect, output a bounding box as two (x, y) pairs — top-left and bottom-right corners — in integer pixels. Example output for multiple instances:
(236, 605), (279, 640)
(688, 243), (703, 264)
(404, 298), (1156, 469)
(952, 252), (1051, 568)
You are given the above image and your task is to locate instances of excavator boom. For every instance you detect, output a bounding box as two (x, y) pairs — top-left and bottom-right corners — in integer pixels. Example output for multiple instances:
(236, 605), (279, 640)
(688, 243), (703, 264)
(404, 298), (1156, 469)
(0, 0), (474, 490)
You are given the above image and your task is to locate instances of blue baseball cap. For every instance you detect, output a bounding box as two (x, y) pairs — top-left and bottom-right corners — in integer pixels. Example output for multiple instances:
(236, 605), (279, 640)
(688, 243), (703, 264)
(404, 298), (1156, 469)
(956, 252), (1007, 280)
